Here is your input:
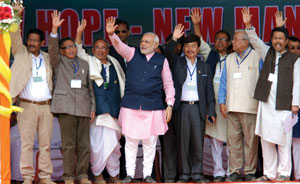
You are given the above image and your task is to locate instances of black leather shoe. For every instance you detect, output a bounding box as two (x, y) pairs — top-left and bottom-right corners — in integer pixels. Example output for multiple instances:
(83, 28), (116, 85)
(177, 175), (190, 183)
(194, 178), (210, 183)
(213, 176), (225, 182)
(121, 176), (134, 183)
(225, 173), (242, 182)
(164, 179), (175, 183)
(143, 176), (156, 183)
(244, 174), (256, 181)
(176, 180), (188, 183)
(192, 174), (209, 183)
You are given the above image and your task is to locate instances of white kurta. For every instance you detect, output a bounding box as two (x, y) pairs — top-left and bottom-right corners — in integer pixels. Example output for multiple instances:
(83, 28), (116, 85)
(245, 27), (300, 145)
(199, 36), (228, 142)
(256, 55), (300, 145)
(206, 55), (228, 142)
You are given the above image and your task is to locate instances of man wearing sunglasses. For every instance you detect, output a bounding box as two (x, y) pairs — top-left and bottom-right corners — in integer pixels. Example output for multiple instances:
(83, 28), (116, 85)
(287, 36), (300, 57)
(109, 19), (131, 73)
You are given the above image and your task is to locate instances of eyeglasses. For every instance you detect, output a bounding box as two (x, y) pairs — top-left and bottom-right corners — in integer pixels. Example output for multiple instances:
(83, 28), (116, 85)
(94, 46), (108, 50)
(61, 45), (76, 50)
(215, 38), (229, 42)
(27, 39), (41, 43)
(115, 30), (127, 34)
(289, 46), (300, 50)
(232, 38), (246, 42)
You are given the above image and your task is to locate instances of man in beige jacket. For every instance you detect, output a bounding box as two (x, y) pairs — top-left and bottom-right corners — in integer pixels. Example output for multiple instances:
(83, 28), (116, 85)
(9, 6), (55, 184)
(218, 29), (263, 182)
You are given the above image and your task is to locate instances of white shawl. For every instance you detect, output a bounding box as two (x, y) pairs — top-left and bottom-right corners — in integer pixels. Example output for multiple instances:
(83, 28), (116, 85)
(76, 43), (125, 97)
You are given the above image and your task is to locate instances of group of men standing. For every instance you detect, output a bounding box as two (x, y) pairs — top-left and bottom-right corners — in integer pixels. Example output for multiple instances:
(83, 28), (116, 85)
(9, 1), (300, 183)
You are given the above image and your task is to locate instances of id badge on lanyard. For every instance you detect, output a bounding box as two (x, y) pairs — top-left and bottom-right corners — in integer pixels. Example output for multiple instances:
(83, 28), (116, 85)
(33, 58), (43, 82)
(70, 59), (82, 88)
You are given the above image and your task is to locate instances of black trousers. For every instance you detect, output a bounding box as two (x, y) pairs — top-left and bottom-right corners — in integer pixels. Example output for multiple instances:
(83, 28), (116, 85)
(162, 117), (178, 180)
(175, 103), (205, 181)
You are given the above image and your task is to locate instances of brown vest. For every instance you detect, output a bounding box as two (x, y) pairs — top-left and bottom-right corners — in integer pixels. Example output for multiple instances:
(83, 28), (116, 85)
(254, 47), (298, 110)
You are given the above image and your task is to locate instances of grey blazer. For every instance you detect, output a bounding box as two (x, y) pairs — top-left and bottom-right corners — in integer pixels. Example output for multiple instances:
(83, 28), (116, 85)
(48, 36), (95, 117)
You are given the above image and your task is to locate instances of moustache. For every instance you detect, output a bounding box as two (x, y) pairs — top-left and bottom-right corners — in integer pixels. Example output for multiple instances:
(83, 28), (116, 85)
(28, 45), (36, 48)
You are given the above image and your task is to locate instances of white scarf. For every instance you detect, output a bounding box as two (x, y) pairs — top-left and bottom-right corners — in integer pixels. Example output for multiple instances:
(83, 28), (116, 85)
(88, 55), (125, 97)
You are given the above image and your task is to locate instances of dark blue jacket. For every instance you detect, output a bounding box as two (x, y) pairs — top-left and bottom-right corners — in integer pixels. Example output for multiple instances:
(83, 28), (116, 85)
(206, 49), (221, 77)
(121, 49), (165, 110)
(93, 64), (121, 118)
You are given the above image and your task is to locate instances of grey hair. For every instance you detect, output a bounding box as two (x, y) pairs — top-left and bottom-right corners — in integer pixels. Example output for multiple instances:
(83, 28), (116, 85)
(144, 32), (159, 44)
(234, 29), (250, 46)
(234, 29), (249, 41)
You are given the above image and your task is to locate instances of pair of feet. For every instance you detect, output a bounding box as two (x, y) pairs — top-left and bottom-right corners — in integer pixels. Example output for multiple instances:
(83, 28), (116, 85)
(65, 178), (91, 184)
(176, 175), (209, 183)
(122, 175), (156, 183)
(225, 173), (256, 182)
(24, 178), (56, 184)
(257, 175), (290, 181)
(95, 174), (121, 184)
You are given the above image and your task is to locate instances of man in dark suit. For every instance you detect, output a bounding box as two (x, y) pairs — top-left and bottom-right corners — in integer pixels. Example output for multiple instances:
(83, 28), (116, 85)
(109, 19), (131, 73)
(164, 24), (216, 183)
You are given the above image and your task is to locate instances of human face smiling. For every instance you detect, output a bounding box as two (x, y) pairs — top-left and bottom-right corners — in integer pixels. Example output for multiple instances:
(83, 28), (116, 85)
(183, 41), (200, 62)
(214, 32), (230, 54)
(271, 31), (289, 53)
(60, 40), (77, 59)
(140, 34), (158, 55)
(92, 40), (109, 62)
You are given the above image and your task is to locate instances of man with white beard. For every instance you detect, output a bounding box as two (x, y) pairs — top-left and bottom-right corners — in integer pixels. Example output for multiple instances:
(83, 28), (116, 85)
(106, 17), (175, 183)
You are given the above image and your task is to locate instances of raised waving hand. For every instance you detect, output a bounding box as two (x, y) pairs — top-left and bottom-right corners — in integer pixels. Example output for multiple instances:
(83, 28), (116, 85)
(172, 24), (185, 41)
(241, 7), (252, 29)
(51, 10), (65, 34)
(106, 16), (118, 36)
(275, 11), (287, 28)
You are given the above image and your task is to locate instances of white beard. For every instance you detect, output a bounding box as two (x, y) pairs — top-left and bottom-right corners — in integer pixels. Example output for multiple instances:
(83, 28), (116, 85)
(140, 43), (156, 55)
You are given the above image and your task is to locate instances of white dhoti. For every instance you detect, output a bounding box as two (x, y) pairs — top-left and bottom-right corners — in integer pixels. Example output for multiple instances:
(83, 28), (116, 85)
(90, 114), (121, 177)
